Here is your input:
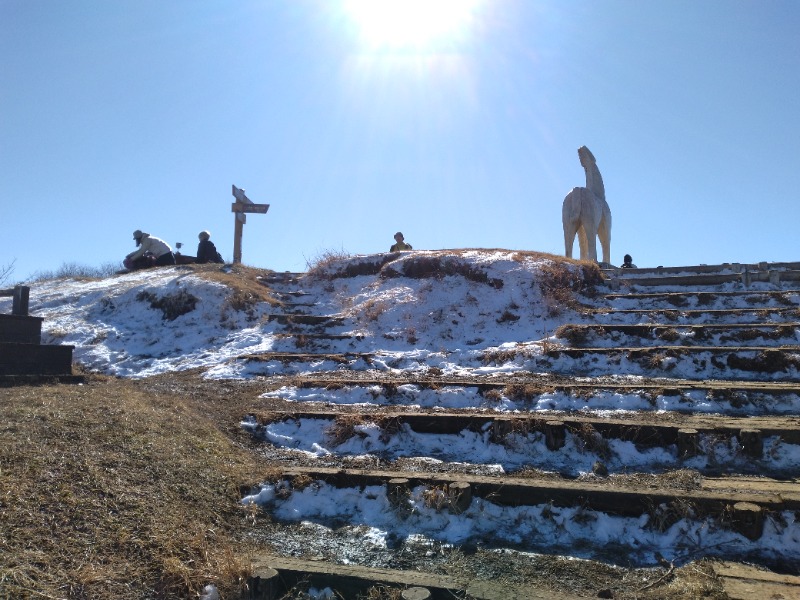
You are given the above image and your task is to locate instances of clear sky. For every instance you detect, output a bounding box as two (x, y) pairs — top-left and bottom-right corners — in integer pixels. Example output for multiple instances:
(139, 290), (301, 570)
(2, 0), (800, 282)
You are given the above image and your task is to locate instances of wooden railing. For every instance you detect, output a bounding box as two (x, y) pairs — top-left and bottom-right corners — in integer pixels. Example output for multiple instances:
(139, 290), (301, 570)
(0, 285), (30, 316)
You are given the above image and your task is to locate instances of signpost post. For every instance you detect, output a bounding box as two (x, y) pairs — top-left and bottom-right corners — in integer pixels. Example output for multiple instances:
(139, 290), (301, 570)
(231, 185), (269, 264)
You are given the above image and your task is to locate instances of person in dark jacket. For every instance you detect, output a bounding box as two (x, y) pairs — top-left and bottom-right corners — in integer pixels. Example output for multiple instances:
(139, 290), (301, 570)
(390, 231), (413, 252)
(196, 231), (224, 264)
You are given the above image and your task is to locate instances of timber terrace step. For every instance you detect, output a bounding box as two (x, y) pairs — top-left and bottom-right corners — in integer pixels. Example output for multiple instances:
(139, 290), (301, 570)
(250, 554), (585, 600)
(0, 313), (42, 344)
(555, 323), (800, 346)
(242, 351), (373, 364)
(253, 466), (800, 516)
(602, 289), (800, 302)
(266, 314), (345, 326)
(0, 342), (75, 376)
(247, 409), (800, 446)
(603, 261), (800, 276)
(282, 374), (800, 393)
(0, 374), (85, 386)
(592, 308), (800, 321)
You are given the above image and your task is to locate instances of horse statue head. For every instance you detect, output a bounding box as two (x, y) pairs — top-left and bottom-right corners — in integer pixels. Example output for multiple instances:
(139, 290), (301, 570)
(577, 145), (604, 201)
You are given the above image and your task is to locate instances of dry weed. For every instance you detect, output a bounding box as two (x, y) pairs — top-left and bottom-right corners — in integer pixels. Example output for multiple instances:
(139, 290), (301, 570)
(0, 378), (260, 600)
(555, 324), (590, 345)
(136, 288), (198, 321)
(326, 415), (366, 446)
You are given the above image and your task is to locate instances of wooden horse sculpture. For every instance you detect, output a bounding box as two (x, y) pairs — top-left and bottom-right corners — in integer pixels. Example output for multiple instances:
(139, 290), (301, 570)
(562, 146), (612, 264)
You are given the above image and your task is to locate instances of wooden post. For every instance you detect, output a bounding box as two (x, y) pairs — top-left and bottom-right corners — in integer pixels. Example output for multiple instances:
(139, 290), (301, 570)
(731, 502), (764, 540)
(402, 588), (431, 600)
(492, 419), (511, 443)
(12, 285), (29, 316)
(544, 421), (566, 451)
(739, 429), (763, 459)
(448, 481), (472, 514)
(677, 428), (700, 458)
(387, 478), (410, 508)
(233, 213), (245, 264)
(231, 185), (269, 265)
(248, 566), (280, 600)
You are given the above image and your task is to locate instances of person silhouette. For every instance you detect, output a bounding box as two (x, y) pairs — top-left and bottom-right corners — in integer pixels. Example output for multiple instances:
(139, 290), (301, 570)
(390, 232), (412, 252)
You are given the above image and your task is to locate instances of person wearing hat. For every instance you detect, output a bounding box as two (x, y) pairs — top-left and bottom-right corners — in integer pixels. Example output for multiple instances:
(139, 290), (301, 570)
(621, 254), (637, 269)
(126, 230), (176, 267)
(196, 230), (224, 264)
(390, 232), (413, 252)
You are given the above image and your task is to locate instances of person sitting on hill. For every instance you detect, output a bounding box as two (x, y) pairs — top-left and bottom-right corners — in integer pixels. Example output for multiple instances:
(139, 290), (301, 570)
(390, 232), (413, 252)
(621, 254), (637, 268)
(125, 230), (175, 268)
(196, 231), (224, 264)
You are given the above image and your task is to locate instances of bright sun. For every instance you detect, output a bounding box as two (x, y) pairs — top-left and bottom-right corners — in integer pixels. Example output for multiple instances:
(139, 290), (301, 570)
(344, 0), (480, 49)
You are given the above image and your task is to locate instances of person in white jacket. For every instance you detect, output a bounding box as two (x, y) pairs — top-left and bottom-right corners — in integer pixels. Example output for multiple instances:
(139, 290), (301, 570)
(126, 230), (176, 267)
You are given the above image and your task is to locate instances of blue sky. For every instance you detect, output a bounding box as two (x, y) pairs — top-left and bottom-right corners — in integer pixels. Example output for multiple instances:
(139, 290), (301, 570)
(2, 0), (799, 282)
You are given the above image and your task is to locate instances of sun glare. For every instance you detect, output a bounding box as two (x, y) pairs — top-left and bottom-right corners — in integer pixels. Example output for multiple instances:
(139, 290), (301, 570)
(344, 0), (480, 49)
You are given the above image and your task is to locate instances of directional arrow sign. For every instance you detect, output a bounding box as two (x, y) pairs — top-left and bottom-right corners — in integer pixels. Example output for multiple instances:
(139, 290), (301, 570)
(231, 202), (269, 214)
(232, 184), (250, 204)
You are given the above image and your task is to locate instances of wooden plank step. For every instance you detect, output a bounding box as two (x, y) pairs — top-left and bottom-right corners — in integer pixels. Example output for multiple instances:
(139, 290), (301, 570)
(243, 351), (372, 364)
(264, 466), (797, 515)
(543, 344), (800, 354)
(274, 333), (363, 341)
(278, 373), (800, 394)
(0, 314), (43, 344)
(603, 289), (800, 300)
(558, 323), (800, 333)
(606, 273), (742, 286)
(602, 263), (747, 276)
(248, 409), (800, 445)
(250, 554), (583, 600)
(0, 374), (85, 386)
(713, 560), (800, 599)
(600, 308), (800, 316)
(267, 314), (344, 326)
(0, 343), (74, 376)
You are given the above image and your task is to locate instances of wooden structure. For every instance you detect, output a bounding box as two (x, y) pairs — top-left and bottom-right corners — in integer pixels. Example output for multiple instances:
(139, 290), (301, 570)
(231, 184), (269, 264)
(0, 285), (79, 382)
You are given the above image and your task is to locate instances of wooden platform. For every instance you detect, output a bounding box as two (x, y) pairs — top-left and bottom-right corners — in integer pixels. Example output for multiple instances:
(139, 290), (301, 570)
(0, 342), (74, 376)
(0, 313), (42, 344)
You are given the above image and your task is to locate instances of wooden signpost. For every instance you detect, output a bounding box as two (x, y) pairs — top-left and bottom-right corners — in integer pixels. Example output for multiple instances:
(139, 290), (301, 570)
(231, 185), (269, 264)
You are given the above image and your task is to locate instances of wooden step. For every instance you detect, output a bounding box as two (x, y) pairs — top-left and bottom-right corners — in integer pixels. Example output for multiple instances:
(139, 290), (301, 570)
(0, 342), (74, 376)
(250, 554), (585, 600)
(713, 561), (800, 600)
(267, 314), (345, 326)
(0, 314), (42, 344)
(256, 467), (798, 517)
(603, 290), (800, 301)
(248, 409), (800, 446)
(556, 323), (800, 346)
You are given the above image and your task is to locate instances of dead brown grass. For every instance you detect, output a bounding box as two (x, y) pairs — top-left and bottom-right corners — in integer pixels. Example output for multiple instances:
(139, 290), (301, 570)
(0, 375), (264, 600)
(194, 263), (281, 309)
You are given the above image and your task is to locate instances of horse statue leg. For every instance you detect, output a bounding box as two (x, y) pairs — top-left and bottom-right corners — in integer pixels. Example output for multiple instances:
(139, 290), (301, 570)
(597, 201), (612, 265)
(562, 188), (582, 259)
(577, 226), (589, 260)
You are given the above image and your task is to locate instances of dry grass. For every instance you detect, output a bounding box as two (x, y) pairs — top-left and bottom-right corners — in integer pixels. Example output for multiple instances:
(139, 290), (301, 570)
(537, 257), (603, 311)
(136, 288), (198, 321)
(0, 375), (264, 600)
(555, 324), (590, 345)
(325, 415), (367, 446)
(192, 263), (281, 309)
